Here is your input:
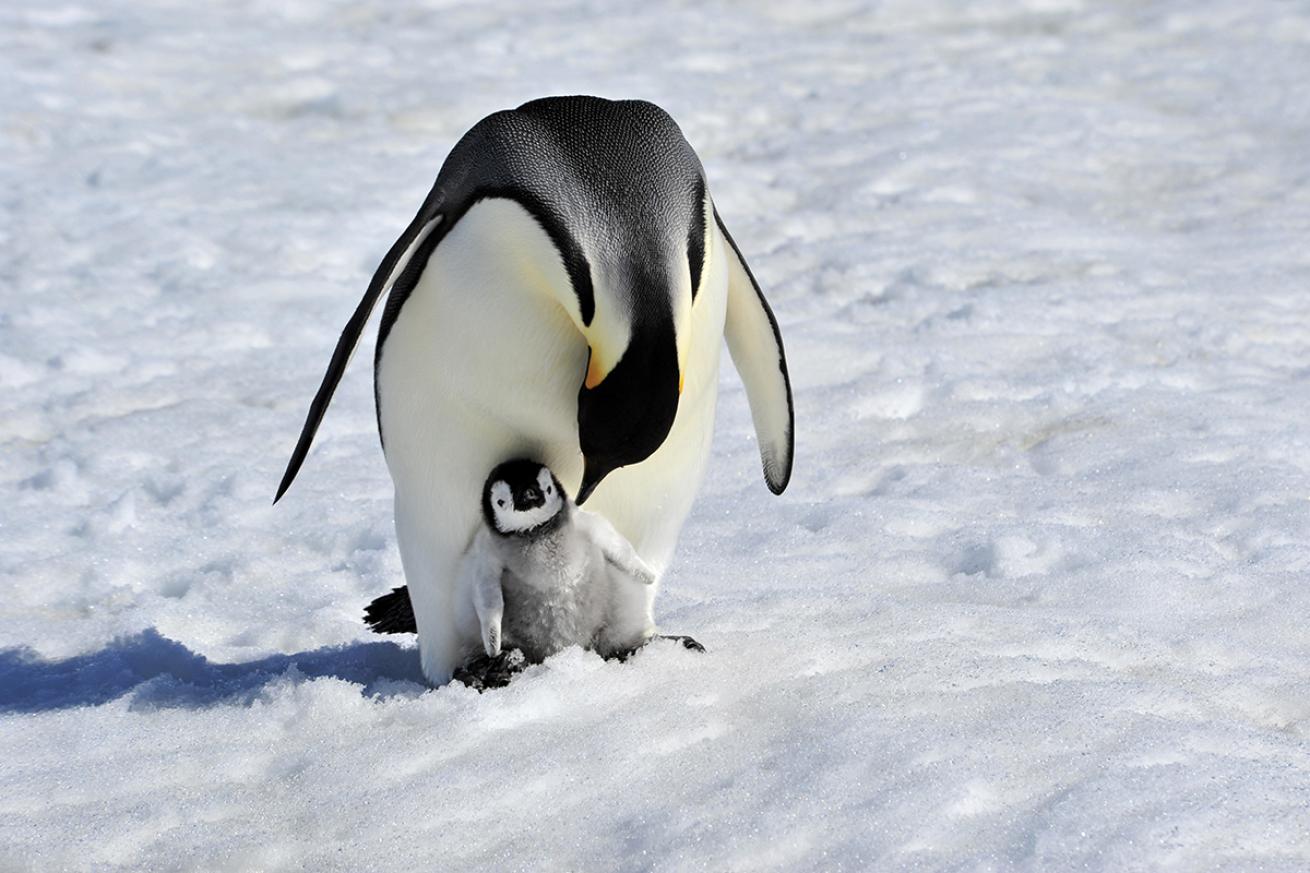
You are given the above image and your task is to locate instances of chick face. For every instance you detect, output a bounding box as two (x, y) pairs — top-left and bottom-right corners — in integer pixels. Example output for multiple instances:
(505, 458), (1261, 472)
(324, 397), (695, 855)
(483, 460), (567, 535)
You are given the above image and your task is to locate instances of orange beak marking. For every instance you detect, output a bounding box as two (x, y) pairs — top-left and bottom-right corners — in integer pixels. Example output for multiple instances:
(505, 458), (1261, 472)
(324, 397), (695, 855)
(585, 353), (606, 390)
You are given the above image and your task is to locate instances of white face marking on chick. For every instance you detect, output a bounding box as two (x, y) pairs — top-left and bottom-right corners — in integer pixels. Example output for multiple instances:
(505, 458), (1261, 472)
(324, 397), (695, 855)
(489, 466), (565, 534)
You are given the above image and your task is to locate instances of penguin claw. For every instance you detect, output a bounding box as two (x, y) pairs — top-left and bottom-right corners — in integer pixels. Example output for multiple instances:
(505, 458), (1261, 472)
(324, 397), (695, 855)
(453, 648), (527, 692)
(608, 633), (706, 662)
(658, 634), (706, 653)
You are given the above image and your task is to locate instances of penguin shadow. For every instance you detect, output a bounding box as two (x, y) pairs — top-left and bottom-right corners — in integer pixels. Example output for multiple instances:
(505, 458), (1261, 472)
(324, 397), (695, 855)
(0, 628), (427, 714)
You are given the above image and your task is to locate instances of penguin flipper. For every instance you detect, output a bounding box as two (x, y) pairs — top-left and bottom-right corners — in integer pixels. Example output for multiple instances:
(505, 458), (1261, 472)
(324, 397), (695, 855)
(273, 209), (445, 503)
(363, 586), (418, 634)
(716, 209), (794, 494)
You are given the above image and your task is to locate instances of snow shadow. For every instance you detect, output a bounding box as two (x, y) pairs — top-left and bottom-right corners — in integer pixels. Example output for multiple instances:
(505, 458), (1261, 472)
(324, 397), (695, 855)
(0, 628), (427, 713)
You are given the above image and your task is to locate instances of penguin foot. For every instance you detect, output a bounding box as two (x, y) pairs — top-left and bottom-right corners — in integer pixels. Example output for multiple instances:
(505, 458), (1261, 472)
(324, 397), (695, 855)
(657, 634), (706, 653)
(609, 633), (706, 662)
(363, 586), (417, 635)
(453, 648), (527, 692)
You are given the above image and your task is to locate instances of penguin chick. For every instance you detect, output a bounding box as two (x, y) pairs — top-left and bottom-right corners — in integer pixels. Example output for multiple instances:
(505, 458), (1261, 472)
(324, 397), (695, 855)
(453, 459), (657, 666)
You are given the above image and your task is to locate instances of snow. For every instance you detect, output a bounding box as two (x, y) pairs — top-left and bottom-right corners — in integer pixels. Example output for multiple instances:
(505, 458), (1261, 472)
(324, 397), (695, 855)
(4, 0), (1310, 869)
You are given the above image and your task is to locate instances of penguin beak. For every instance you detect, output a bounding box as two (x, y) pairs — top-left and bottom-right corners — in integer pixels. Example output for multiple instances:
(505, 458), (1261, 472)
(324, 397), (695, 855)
(519, 486), (544, 509)
(585, 352), (607, 390)
(575, 315), (680, 505)
(577, 458), (605, 505)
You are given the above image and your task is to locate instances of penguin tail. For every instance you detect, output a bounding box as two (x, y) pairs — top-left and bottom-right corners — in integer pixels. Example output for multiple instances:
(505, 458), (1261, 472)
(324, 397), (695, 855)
(363, 586), (417, 634)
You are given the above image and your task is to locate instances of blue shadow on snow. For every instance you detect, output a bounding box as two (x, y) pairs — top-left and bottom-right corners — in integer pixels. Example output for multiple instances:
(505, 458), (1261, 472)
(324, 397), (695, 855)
(0, 628), (427, 713)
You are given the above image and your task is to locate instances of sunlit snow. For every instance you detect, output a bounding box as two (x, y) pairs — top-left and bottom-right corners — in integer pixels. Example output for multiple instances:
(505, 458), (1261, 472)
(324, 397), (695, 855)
(3, 1), (1310, 870)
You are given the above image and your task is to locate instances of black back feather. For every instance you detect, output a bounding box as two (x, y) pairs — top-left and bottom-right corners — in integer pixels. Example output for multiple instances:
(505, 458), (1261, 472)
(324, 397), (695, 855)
(362, 586), (417, 635)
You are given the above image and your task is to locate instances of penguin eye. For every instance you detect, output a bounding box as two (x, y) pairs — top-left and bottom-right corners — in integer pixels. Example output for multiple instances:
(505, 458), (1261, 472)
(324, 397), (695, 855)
(497, 499), (505, 507)
(545, 485), (553, 495)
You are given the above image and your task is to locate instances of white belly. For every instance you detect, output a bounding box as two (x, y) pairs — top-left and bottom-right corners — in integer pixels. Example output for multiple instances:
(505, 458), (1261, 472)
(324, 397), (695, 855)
(376, 199), (728, 684)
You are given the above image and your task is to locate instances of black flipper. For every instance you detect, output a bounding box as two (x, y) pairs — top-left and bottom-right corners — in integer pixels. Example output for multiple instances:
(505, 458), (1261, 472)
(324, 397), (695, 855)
(273, 206), (442, 503)
(716, 207), (794, 495)
(362, 586), (417, 634)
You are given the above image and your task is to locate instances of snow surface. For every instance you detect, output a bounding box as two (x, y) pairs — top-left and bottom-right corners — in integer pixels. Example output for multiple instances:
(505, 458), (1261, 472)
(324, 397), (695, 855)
(4, 0), (1310, 869)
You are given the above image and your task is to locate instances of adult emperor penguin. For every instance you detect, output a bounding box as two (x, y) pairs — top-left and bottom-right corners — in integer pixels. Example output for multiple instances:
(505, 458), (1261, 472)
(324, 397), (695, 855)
(275, 96), (793, 685)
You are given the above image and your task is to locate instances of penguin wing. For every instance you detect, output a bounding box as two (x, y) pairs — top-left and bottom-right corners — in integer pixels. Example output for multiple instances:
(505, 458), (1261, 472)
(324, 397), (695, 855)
(273, 205), (444, 503)
(716, 209), (794, 495)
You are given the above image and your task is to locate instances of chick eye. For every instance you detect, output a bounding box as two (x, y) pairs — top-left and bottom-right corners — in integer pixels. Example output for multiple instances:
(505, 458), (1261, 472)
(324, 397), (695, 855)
(497, 499), (505, 507)
(545, 485), (553, 495)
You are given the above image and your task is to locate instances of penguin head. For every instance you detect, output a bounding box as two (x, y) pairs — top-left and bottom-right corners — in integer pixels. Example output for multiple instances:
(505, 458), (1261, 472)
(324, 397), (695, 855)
(456, 98), (712, 505)
(482, 459), (568, 536)
(565, 183), (708, 505)
(575, 289), (683, 504)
